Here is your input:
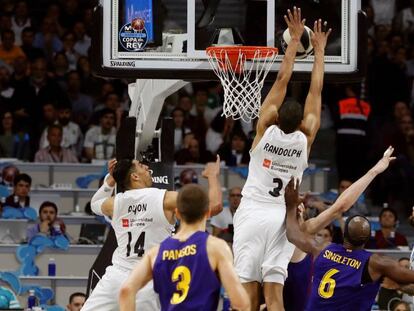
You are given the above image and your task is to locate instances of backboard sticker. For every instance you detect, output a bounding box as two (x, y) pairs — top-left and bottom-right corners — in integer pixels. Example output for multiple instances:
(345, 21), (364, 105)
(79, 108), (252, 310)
(118, 18), (148, 52)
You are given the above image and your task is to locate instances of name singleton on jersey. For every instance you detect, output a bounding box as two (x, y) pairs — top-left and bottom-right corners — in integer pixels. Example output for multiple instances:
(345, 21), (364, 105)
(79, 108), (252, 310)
(128, 203), (147, 214)
(263, 143), (302, 158)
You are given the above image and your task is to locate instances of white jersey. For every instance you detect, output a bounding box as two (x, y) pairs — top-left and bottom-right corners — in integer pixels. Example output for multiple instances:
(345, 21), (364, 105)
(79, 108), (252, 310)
(111, 188), (174, 270)
(242, 125), (308, 205)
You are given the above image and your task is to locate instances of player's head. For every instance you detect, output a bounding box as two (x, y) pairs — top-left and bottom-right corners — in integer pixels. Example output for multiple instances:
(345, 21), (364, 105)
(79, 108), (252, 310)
(392, 301), (410, 311)
(398, 257), (410, 269)
(343, 215), (371, 248)
(278, 98), (303, 134)
(176, 184), (209, 225)
(113, 159), (152, 192)
(316, 226), (333, 244)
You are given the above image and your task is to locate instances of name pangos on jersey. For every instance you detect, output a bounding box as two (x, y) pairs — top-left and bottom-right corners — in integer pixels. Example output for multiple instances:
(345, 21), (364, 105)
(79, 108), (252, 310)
(242, 125), (308, 204)
(111, 188), (175, 270)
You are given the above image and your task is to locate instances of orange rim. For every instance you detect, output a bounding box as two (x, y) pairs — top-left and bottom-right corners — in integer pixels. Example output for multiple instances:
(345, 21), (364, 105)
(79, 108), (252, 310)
(206, 46), (278, 73)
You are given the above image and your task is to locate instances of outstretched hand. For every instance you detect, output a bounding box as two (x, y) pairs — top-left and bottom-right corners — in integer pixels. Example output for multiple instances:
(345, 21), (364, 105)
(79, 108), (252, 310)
(285, 177), (301, 212)
(284, 6), (306, 41)
(372, 146), (396, 174)
(311, 19), (332, 54)
(202, 155), (221, 179)
(107, 158), (117, 176)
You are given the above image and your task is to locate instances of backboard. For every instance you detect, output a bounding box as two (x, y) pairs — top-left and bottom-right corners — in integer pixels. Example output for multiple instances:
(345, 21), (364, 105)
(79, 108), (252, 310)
(92, 0), (366, 81)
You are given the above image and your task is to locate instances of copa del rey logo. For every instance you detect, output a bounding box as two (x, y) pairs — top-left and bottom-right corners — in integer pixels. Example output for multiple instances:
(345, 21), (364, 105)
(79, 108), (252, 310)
(122, 219), (129, 227)
(263, 159), (271, 168)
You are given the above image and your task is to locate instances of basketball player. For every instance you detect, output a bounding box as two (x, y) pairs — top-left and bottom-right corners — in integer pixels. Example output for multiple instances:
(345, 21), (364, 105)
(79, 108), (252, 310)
(284, 146), (396, 311)
(284, 174), (414, 311)
(81, 157), (222, 311)
(119, 184), (250, 311)
(232, 7), (331, 310)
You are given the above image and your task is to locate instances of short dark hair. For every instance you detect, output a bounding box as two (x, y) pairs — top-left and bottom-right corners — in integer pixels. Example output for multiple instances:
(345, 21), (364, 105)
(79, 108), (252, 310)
(99, 108), (116, 119)
(379, 207), (398, 221)
(177, 184), (209, 224)
(112, 159), (134, 192)
(278, 98), (303, 134)
(69, 292), (86, 304)
(398, 257), (410, 262)
(47, 124), (63, 134)
(14, 173), (32, 186)
(39, 201), (58, 214)
(22, 26), (35, 34)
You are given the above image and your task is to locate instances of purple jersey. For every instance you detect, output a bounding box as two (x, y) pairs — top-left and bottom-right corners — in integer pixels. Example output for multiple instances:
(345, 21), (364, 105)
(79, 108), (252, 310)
(153, 231), (220, 311)
(306, 243), (379, 311)
(284, 254), (313, 311)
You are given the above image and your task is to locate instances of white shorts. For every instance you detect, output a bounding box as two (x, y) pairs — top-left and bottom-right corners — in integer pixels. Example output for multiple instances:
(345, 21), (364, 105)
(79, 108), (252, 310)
(233, 198), (295, 284)
(81, 265), (160, 311)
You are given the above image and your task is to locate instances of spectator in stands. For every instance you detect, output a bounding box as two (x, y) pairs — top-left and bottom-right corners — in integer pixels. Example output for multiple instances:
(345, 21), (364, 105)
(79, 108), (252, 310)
(12, 58), (69, 132)
(217, 131), (250, 167)
(11, 0), (31, 46)
(34, 124), (78, 163)
(61, 31), (79, 70)
(4, 173), (31, 208)
(372, 207), (408, 249)
(0, 110), (30, 160)
(0, 165), (19, 187)
(26, 201), (66, 241)
(392, 301), (411, 311)
(66, 70), (94, 130)
(10, 55), (28, 87)
(76, 56), (102, 98)
(20, 27), (44, 62)
(315, 226), (334, 244)
(67, 292), (86, 311)
(335, 84), (371, 181)
(33, 17), (63, 61)
(378, 257), (410, 310)
(60, 0), (80, 30)
(174, 137), (215, 164)
(73, 21), (91, 56)
(92, 92), (127, 128)
(0, 29), (25, 66)
(172, 108), (191, 152)
(371, 0), (396, 26)
(175, 168), (198, 189)
(39, 104), (83, 157)
(52, 52), (69, 90)
(83, 108), (116, 162)
(394, 1), (414, 44)
(0, 65), (15, 106)
(210, 187), (242, 243)
(44, 3), (65, 38)
(0, 286), (20, 309)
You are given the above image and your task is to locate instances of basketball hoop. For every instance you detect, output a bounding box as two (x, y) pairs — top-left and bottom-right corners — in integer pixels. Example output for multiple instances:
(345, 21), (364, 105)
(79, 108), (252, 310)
(206, 46), (278, 122)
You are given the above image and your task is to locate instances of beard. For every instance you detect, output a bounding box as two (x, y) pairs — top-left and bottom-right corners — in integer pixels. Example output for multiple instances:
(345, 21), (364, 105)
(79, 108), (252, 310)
(58, 117), (70, 126)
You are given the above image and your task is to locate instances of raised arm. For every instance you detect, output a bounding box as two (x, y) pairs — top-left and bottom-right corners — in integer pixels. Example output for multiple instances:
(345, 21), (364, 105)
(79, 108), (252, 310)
(303, 147), (395, 234)
(300, 20), (331, 154)
(252, 7), (305, 149)
(285, 178), (323, 257)
(91, 159), (117, 217)
(202, 155), (223, 216)
(119, 246), (158, 311)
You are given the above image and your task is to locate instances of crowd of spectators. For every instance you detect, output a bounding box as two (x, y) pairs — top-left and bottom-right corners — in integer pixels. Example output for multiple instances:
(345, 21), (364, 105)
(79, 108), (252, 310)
(0, 1), (414, 230)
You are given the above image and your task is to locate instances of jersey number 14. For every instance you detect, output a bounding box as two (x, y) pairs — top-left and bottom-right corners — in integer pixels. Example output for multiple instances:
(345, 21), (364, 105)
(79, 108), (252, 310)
(126, 231), (145, 257)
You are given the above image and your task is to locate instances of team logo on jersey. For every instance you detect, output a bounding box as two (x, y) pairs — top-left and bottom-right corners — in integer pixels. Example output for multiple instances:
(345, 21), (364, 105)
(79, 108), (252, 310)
(122, 219), (129, 227)
(263, 158), (271, 168)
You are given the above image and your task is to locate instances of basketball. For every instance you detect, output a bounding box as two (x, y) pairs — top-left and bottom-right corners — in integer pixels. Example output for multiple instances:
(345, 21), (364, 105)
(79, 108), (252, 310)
(281, 25), (314, 59)
(131, 18), (145, 31)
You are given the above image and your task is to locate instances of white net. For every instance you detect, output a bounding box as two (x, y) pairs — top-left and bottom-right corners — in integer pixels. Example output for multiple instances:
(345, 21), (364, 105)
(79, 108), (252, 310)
(207, 47), (278, 123)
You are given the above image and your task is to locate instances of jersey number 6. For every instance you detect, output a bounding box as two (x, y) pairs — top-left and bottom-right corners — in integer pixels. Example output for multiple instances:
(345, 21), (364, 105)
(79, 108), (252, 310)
(318, 268), (339, 299)
(269, 177), (283, 197)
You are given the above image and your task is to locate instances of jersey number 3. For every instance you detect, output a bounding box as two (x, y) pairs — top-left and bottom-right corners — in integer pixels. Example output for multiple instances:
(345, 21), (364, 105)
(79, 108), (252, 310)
(170, 265), (191, 305)
(318, 268), (339, 299)
(126, 231), (145, 257)
(269, 178), (283, 197)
